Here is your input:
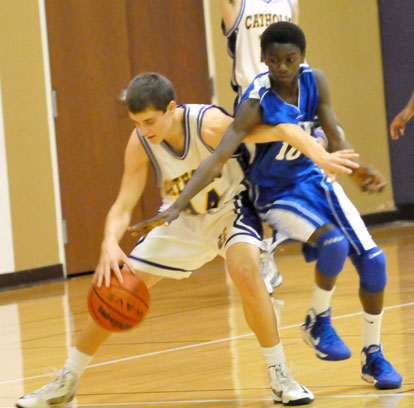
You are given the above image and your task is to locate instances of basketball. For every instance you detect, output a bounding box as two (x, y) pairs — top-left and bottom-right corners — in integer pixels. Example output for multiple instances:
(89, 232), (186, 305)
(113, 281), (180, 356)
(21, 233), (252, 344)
(88, 271), (150, 332)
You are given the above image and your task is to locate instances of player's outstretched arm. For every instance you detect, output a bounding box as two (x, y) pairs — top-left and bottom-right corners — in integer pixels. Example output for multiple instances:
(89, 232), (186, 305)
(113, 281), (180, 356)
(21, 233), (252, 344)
(245, 122), (359, 180)
(390, 91), (414, 140)
(314, 68), (386, 193)
(94, 132), (149, 287)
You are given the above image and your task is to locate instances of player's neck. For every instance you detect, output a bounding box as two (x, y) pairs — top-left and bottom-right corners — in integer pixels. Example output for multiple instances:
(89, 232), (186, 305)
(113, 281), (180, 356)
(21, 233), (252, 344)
(272, 79), (299, 106)
(163, 107), (185, 155)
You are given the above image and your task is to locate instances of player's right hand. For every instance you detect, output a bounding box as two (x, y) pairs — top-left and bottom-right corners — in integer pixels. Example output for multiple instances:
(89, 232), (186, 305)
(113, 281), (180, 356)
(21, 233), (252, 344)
(390, 113), (407, 140)
(93, 239), (135, 287)
(128, 206), (180, 238)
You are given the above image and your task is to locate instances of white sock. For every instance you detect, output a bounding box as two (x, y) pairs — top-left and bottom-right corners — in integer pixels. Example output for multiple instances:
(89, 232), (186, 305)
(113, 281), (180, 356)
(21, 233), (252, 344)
(362, 311), (383, 347)
(64, 347), (93, 378)
(311, 284), (335, 315)
(262, 342), (286, 366)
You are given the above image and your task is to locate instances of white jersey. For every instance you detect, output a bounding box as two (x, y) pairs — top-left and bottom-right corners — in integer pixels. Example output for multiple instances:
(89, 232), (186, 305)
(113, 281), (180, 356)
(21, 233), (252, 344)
(223, 0), (293, 100)
(138, 104), (245, 215)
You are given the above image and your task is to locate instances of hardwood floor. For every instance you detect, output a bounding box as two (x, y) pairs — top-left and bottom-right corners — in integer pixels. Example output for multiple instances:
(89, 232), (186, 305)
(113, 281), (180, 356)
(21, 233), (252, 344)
(0, 222), (413, 407)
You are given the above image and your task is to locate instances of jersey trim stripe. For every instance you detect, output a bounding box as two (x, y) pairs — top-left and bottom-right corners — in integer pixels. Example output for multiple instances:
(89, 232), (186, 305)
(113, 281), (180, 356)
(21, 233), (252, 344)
(137, 129), (163, 187)
(223, 0), (246, 37)
(129, 255), (190, 272)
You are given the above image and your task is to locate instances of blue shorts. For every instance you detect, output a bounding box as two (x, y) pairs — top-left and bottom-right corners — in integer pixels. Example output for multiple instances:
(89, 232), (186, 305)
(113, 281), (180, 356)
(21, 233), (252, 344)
(250, 170), (376, 257)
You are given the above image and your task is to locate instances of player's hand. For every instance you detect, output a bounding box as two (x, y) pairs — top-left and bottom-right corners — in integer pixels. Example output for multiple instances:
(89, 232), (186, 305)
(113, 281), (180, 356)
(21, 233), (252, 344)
(316, 149), (359, 182)
(93, 238), (135, 287)
(390, 113), (407, 140)
(128, 206), (180, 238)
(351, 165), (387, 193)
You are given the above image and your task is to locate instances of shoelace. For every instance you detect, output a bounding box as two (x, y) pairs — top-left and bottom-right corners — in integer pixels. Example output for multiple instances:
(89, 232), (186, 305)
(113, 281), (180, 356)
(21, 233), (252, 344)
(28, 369), (67, 397)
(370, 352), (394, 374)
(318, 316), (340, 344)
(274, 366), (301, 392)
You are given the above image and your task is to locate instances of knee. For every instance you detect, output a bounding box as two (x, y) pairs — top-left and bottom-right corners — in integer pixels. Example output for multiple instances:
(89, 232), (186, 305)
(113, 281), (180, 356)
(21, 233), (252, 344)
(227, 261), (257, 289)
(315, 227), (349, 277)
(352, 248), (387, 292)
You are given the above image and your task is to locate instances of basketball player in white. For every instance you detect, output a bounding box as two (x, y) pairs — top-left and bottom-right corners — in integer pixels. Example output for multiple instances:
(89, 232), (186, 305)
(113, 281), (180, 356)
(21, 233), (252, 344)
(16, 73), (358, 407)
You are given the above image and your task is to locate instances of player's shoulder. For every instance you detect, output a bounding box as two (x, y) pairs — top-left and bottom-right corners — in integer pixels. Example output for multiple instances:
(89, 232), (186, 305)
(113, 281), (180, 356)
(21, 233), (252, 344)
(200, 105), (233, 149)
(126, 128), (149, 167)
(242, 72), (271, 101)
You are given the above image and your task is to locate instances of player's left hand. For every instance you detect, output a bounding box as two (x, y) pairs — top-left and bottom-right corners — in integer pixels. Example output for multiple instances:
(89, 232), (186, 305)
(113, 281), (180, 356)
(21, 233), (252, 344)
(128, 206), (180, 238)
(316, 149), (359, 182)
(351, 165), (387, 193)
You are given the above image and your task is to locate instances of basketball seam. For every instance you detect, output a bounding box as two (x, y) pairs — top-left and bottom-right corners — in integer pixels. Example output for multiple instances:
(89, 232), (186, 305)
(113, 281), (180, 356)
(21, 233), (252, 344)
(107, 284), (150, 309)
(91, 286), (146, 326)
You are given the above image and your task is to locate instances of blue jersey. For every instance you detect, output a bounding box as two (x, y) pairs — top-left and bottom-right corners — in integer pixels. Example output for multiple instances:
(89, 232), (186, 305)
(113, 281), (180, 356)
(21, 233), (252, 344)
(239, 65), (320, 195)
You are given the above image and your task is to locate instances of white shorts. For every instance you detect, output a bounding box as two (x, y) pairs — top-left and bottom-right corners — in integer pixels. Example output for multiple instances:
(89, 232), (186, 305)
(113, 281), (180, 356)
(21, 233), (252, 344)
(129, 191), (263, 279)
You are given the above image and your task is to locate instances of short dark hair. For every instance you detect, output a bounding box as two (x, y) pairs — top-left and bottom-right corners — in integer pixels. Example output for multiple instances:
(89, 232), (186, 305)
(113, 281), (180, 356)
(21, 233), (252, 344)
(126, 73), (176, 113)
(261, 22), (306, 54)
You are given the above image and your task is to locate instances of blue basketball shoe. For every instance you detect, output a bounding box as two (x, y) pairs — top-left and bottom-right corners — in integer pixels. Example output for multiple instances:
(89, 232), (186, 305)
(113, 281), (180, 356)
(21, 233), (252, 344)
(301, 308), (351, 361)
(361, 345), (402, 389)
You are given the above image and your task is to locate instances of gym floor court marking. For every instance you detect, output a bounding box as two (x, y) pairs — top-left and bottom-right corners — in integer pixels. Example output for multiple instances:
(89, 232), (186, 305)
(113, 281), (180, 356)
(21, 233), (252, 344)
(0, 301), (412, 387)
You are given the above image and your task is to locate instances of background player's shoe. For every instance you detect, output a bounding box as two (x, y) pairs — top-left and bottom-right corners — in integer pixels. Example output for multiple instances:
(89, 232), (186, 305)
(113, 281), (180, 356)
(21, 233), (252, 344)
(361, 345), (402, 389)
(268, 364), (314, 405)
(301, 308), (351, 361)
(16, 368), (77, 408)
(260, 251), (283, 295)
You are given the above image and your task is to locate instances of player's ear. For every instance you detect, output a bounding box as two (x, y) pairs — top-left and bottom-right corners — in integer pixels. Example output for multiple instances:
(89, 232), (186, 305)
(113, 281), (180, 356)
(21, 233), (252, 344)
(301, 50), (306, 63)
(166, 100), (176, 116)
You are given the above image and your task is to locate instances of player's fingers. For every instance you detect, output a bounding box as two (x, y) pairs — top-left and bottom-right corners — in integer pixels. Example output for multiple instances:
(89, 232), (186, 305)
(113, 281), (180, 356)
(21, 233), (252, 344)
(338, 165), (352, 174)
(123, 257), (135, 275)
(96, 267), (104, 287)
(113, 265), (123, 285)
(165, 213), (178, 226)
(337, 158), (359, 169)
(92, 271), (99, 286)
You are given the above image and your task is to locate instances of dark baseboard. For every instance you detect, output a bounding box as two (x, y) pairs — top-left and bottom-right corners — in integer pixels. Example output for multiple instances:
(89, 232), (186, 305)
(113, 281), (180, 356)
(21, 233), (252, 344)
(0, 264), (64, 291)
(362, 205), (414, 227)
(2, 206), (414, 291)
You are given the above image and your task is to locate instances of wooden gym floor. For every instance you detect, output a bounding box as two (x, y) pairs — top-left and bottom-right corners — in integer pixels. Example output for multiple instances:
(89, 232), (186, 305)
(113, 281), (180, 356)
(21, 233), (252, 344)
(0, 222), (413, 408)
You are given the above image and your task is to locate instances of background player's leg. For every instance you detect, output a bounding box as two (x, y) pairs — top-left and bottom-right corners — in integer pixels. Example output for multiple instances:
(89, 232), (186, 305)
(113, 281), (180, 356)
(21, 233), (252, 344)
(260, 237), (283, 295)
(226, 242), (314, 406)
(16, 270), (162, 408)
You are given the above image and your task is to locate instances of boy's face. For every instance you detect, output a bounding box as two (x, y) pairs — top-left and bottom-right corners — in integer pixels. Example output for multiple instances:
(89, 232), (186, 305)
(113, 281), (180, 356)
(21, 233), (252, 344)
(128, 101), (175, 144)
(264, 42), (304, 85)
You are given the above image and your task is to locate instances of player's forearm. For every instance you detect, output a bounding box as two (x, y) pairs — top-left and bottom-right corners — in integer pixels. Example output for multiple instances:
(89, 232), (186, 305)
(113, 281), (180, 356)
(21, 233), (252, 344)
(102, 206), (133, 245)
(274, 124), (331, 163)
(400, 92), (414, 123)
(172, 154), (227, 213)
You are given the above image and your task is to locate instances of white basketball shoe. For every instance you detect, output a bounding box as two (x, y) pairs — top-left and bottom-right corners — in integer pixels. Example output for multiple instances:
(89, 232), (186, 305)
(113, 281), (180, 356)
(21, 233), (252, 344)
(268, 364), (314, 405)
(16, 368), (77, 408)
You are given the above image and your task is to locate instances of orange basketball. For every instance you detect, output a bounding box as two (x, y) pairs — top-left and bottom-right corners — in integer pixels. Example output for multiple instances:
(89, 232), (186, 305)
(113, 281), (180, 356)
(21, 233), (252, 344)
(88, 271), (150, 332)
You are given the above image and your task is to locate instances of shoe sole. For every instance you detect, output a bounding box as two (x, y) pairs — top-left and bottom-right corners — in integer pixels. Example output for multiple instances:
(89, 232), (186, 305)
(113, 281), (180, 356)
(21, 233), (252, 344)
(273, 395), (314, 406)
(16, 400), (74, 408)
(361, 373), (402, 389)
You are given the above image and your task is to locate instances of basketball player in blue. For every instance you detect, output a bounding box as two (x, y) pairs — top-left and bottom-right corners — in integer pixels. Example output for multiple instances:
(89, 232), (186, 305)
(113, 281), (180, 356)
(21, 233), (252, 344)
(142, 22), (402, 390)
